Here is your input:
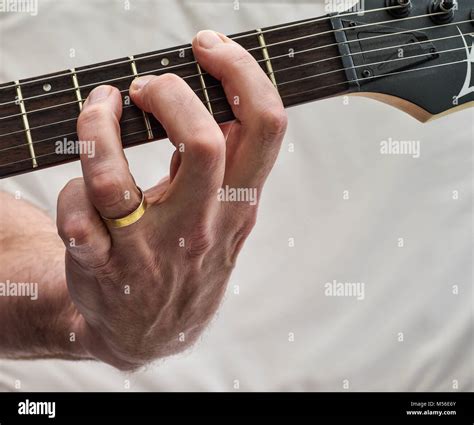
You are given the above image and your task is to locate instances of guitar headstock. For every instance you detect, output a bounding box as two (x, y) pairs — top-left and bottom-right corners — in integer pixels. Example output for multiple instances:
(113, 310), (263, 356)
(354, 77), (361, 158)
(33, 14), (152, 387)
(340, 0), (474, 121)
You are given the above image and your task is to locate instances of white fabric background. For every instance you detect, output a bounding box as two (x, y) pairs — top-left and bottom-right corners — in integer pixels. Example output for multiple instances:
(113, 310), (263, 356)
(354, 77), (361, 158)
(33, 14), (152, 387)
(0, 0), (472, 391)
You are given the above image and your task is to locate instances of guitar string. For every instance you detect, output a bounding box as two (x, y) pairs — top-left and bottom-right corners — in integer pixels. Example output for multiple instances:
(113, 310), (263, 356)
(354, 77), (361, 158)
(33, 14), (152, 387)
(0, 31), (470, 152)
(0, 29), (467, 142)
(274, 58), (467, 101)
(277, 45), (467, 87)
(0, 16), (469, 122)
(0, 4), (405, 91)
(0, 115), (157, 153)
(0, 8), (453, 108)
(0, 58), (468, 170)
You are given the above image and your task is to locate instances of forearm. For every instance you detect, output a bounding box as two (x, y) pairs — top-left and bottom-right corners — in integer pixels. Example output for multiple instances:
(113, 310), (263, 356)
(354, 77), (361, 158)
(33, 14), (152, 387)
(0, 191), (88, 360)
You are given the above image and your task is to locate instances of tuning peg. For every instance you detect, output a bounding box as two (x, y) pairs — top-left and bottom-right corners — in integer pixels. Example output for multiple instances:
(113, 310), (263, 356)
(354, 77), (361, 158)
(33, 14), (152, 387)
(386, 0), (412, 18)
(440, 0), (455, 11)
(429, 0), (457, 24)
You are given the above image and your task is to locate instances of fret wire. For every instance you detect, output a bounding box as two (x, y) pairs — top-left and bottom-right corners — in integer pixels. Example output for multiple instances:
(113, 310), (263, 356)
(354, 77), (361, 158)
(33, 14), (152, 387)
(0, 56), (467, 169)
(0, 10), (462, 111)
(0, 32), (470, 152)
(129, 55), (154, 140)
(0, 4), (404, 93)
(70, 68), (84, 111)
(14, 81), (38, 168)
(196, 62), (213, 115)
(256, 28), (278, 89)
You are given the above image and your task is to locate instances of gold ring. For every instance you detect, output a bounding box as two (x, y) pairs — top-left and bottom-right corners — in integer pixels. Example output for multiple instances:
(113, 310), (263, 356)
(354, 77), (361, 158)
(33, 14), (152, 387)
(101, 187), (148, 229)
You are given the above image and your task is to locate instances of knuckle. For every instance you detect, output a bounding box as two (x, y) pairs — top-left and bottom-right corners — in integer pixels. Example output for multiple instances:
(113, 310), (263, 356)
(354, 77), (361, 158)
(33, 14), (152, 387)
(187, 129), (225, 165)
(88, 170), (128, 209)
(185, 225), (213, 259)
(260, 106), (288, 140)
(58, 211), (92, 247)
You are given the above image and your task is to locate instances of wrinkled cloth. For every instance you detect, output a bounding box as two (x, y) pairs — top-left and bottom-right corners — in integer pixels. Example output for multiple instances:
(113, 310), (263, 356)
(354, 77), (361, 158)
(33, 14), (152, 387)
(0, 0), (472, 391)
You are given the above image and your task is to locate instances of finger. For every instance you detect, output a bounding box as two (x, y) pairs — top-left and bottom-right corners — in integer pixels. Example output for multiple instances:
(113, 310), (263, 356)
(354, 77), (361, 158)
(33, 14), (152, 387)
(192, 30), (287, 189)
(77, 85), (142, 224)
(57, 178), (111, 268)
(129, 74), (225, 208)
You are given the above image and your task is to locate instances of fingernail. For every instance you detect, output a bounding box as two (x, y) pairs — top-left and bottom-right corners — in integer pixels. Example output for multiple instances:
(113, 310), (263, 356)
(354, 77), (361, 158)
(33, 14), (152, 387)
(131, 75), (155, 92)
(87, 85), (113, 104)
(197, 30), (223, 49)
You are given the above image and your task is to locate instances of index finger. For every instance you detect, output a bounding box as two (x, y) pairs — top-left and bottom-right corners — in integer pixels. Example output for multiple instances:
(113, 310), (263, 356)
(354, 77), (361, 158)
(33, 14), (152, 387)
(77, 85), (143, 234)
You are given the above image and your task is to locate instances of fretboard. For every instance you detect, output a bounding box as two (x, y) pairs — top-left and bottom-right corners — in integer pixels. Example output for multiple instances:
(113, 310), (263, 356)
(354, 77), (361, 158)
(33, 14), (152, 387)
(0, 15), (352, 179)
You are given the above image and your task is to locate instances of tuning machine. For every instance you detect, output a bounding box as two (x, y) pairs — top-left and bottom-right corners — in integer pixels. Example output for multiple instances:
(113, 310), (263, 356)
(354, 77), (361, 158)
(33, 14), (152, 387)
(386, 0), (412, 18)
(429, 0), (457, 24)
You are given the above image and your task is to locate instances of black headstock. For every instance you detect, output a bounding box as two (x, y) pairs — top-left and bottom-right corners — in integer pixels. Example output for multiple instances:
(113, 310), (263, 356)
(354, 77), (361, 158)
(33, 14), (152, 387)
(342, 0), (473, 120)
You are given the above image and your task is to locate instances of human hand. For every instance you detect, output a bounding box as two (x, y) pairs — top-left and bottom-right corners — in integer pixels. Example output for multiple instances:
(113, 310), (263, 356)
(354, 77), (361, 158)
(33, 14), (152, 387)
(56, 30), (287, 370)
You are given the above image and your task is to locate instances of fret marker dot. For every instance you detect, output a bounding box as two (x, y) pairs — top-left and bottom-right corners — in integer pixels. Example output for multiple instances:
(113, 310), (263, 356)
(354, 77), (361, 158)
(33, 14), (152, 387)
(43, 83), (52, 92)
(161, 58), (170, 67)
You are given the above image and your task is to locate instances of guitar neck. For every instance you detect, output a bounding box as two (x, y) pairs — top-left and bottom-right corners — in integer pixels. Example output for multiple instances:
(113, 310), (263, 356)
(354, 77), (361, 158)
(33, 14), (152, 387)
(0, 14), (353, 179)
